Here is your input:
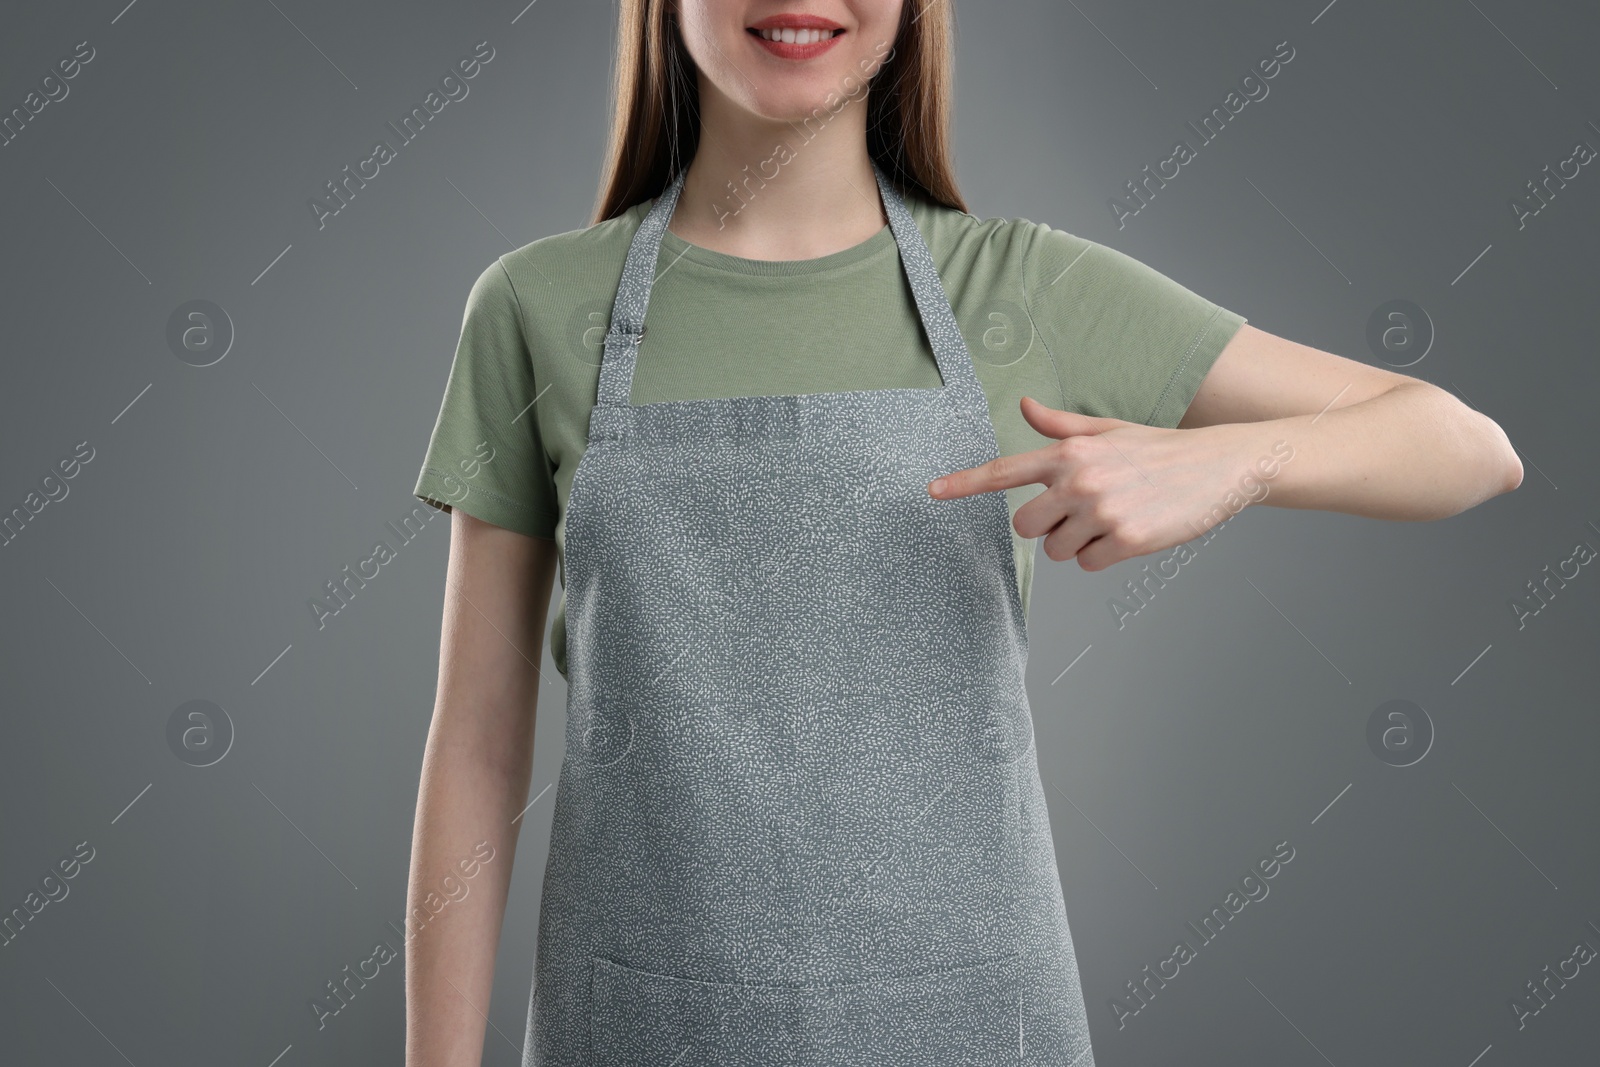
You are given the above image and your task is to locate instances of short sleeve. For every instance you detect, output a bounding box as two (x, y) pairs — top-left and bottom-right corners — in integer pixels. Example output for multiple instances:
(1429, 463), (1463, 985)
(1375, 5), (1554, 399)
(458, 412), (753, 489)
(412, 258), (557, 539)
(1023, 225), (1247, 429)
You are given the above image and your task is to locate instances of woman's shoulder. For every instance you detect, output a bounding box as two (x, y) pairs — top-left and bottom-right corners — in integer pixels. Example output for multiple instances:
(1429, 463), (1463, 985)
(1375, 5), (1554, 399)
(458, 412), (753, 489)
(908, 189), (1094, 300)
(904, 190), (1084, 285)
(912, 192), (1193, 306)
(490, 201), (648, 293)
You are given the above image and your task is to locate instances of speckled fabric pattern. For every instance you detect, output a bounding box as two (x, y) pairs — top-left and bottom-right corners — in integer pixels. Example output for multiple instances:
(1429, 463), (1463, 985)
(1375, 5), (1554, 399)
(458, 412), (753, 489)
(525, 162), (1095, 1066)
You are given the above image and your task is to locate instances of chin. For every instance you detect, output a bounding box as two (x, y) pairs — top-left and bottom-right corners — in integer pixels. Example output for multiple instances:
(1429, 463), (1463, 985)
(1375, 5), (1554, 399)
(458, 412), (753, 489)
(744, 83), (861, 123)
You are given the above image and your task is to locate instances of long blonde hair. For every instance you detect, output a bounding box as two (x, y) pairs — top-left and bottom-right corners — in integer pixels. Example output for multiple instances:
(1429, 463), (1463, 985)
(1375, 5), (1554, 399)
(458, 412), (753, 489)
(592, 0), (967, 222)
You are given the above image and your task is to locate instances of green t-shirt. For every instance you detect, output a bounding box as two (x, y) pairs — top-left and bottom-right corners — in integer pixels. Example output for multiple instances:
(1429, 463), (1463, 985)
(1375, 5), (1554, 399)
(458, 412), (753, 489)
(414, 188), (1247, 679)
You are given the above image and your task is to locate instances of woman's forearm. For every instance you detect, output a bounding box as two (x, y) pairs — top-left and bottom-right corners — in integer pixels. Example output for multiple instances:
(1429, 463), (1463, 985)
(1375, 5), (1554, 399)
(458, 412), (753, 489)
(1203, 381), (1523, 521)
(406, 516), (553, 1066)
(404, 725), (533, 1067)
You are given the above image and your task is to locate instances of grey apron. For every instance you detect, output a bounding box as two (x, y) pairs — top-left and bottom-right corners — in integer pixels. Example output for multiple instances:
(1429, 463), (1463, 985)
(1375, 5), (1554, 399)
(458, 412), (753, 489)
(527, 161), (1095, 1067)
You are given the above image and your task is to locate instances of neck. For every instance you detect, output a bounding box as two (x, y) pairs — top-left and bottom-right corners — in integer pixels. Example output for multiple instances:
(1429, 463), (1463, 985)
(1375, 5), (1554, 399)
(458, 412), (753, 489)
(668, 88), (887, 261)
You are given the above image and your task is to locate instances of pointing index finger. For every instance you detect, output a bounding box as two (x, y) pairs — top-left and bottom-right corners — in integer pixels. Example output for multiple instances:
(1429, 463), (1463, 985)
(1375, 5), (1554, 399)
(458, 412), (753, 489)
(928, 448), (1056, 499)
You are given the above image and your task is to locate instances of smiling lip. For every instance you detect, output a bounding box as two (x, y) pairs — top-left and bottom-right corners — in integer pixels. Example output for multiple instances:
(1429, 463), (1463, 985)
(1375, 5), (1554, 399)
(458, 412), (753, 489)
(746, 14), (845, 60)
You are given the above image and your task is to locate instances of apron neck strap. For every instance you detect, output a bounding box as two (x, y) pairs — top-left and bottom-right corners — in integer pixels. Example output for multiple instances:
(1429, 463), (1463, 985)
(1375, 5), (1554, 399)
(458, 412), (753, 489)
(596, 160), (981, 408)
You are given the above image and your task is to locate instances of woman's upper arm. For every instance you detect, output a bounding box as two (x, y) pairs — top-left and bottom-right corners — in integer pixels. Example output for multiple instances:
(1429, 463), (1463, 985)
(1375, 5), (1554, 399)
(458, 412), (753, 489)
(413, 258), (560, 542)
(1021, 225), (1250, 429)
(433, 510), (558, 777)
(1177, 323), (1422, 429)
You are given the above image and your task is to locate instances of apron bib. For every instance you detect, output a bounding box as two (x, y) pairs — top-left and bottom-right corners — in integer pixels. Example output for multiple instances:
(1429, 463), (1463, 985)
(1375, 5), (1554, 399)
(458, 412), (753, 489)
(526, 162), (1095, 1067)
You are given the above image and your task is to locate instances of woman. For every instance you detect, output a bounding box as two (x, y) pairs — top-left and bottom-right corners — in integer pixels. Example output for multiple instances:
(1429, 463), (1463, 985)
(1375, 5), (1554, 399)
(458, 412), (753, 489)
(403, 2), (1522, 1064)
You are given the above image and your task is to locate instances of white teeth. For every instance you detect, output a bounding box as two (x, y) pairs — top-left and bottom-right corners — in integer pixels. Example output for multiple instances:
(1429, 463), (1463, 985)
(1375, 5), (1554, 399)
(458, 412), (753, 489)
(757, 27), (835, 44)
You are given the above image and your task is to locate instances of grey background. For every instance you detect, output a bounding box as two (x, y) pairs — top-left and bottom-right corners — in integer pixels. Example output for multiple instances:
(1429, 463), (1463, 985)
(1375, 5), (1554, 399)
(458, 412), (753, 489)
(2, 0), (1596, 1064)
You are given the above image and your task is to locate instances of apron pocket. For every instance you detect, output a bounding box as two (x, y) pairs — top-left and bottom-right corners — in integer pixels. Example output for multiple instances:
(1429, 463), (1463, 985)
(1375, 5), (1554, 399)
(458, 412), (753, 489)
(590, 952), (1022, 1066)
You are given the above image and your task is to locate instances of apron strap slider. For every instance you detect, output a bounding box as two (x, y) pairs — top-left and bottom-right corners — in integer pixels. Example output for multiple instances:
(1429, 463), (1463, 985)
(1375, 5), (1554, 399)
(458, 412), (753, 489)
(606, 324), (647, 346)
